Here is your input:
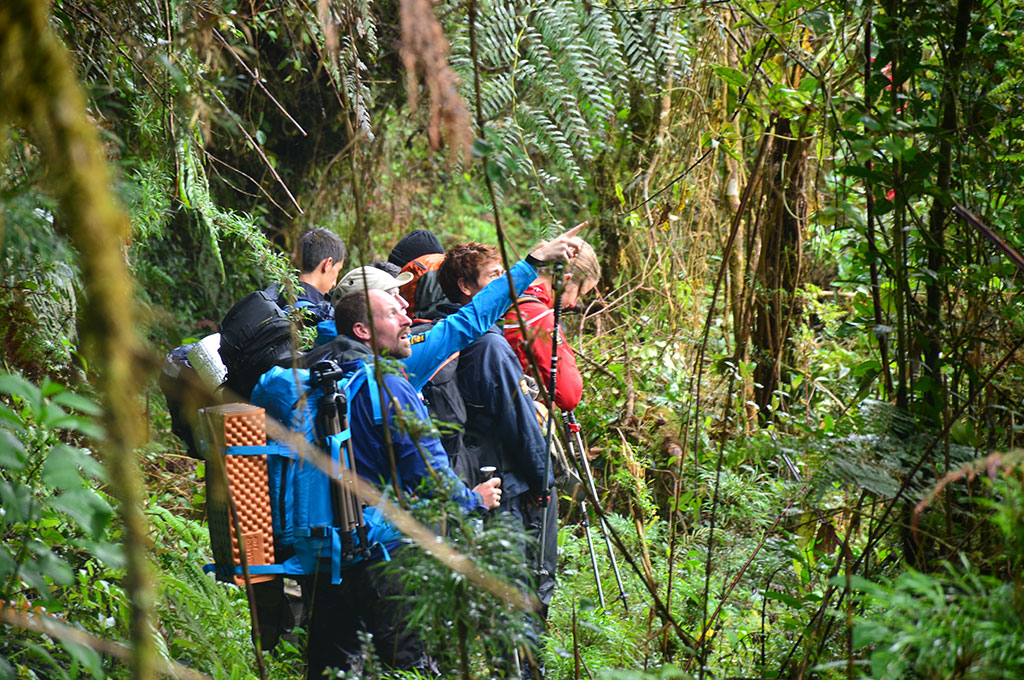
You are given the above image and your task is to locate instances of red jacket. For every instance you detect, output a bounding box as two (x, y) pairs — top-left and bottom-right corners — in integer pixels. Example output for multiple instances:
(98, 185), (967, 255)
(503, 281), (583, 411)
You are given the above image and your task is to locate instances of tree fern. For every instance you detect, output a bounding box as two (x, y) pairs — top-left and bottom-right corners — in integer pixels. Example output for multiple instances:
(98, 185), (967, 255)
(176, 130), (290, 287)
(448, 0), (685, 224)
(807, 401), (978, 502)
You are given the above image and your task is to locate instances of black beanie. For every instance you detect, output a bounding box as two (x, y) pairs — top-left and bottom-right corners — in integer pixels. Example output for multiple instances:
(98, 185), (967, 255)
(389, 229), (445, 267)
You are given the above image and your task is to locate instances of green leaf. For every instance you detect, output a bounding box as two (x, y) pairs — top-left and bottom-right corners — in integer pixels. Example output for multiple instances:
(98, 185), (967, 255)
(0, 546), (15, 581)
(27, 544), (73, 587)
(472, 137), (493, 157)
(51, 391), (103, 417)
(18, 641), (70, 680)
(764, 589), (805, 609)
(829, 573), (880, 594)
(50, 414), (106, 440)
(0, 429), (27, 471)
(0, 404), (24, 431)
(0, 372), (40, 404)
(72, 539), (125, 570)
(41, 380), (64, 398)
(0, 481), (38, 523)
(852, 619), (892, 649)
(484, 158), (505, 185)
(871, 649), (893, 679)
(798, 76), (819, 93)
(60, 639), (103, 680)
(0, 651), (14, 677)
(39, 401), (69, 427)
(50, 488), (114, 538)
(43, 446), (87, 490)
(712, 64), (749, 88)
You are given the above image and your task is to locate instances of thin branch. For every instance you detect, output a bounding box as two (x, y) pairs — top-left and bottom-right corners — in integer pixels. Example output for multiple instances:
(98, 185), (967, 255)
(212, 29), (308, 136)
(207, 88), (304, 214)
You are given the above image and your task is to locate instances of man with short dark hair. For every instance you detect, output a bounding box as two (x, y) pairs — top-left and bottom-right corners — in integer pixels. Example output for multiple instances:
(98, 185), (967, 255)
(271, 227), (347, 322)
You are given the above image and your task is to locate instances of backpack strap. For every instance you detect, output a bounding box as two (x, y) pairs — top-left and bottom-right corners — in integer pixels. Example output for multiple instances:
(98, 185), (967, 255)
(525, 308), (554, 326)
(341, 361), (384, 426)
(365, 363), (383, 425)
(428, 352), (459, 382)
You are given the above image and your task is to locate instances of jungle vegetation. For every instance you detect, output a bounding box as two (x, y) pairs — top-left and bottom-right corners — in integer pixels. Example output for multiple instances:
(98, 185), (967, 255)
(3, 0), (1024, 678)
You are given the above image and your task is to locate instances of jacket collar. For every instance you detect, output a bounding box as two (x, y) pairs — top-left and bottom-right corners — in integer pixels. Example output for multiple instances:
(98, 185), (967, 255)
(522, 281), (553, 305)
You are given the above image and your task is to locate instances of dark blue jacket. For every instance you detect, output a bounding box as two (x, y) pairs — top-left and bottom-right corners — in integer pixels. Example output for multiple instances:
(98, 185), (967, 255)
(340, 351), (485, 515)
(456, 325), (549, 499)
(267, 281), (333, 322)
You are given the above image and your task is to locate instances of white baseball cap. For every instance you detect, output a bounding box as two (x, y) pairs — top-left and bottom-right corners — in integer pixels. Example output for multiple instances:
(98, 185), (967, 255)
(333, 266), (414, 300)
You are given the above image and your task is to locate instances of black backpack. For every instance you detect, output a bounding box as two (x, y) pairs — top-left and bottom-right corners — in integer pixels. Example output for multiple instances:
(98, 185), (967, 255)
(410, 320), (478, 485)
(219, 290), (296, 400)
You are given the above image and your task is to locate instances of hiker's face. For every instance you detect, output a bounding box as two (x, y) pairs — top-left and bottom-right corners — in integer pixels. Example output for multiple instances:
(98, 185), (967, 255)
(312, 257), (346, 294)
(328, 259), (346, 285)
(388, 288), (409, 311)
(562, 276), (597, 308)
(461, 258), (504, 300)
(369, 289), (413, 358)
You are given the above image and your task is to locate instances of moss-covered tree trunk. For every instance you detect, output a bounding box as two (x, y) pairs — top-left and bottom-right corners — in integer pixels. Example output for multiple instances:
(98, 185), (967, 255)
(0, 2), (155, 678)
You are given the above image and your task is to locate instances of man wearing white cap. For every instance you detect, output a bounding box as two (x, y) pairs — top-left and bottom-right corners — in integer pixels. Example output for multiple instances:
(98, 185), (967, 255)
(305, 223), (585, 393)
(333, 265), (414, 301)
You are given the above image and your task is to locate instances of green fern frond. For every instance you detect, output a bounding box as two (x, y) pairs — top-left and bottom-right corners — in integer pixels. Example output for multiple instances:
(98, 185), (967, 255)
(449, 0), (684, 214)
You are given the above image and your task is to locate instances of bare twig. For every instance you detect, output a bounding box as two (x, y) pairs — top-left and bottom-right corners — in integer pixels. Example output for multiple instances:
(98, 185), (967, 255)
(207, 89), (304, 214)
(213, 29), (308, 136)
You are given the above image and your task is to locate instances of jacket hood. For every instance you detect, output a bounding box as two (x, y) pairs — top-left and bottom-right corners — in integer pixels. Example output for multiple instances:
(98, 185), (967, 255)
(412, 270), (452, 318)
(521, 281), (553, 305)
(300, 333), (373, 368)
(388, 229), (445, 267)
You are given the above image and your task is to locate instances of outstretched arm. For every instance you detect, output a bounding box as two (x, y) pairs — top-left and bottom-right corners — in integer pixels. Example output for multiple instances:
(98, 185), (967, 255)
(402, 222), (587, 390)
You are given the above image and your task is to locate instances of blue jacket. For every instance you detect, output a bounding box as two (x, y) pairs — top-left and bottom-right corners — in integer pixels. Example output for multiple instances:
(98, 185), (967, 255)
(456, 325), (550, 499)
(340, 354), (486, 515)
(267, 281), (334, 323)
(313, 260), (539, 391)
(251, 349), (482, 565)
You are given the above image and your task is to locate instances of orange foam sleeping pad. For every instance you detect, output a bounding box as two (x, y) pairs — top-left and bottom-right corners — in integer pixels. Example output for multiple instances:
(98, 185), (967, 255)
(200, 404), (277, 586)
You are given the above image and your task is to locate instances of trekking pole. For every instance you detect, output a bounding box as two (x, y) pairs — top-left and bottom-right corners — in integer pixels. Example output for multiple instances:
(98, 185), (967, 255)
(565, 410), (629, 613)
(562, 414), (606, 609)
(537, 261), (565, 576)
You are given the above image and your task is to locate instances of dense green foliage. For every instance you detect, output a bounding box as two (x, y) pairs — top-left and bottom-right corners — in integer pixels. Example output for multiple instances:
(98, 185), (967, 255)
(4, 0), (1024, 678)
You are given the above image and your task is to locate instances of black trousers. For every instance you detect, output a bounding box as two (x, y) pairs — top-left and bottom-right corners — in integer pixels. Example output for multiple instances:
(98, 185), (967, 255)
(505, 492), (558, 616)
(305, 554), (434, 679)
(251, 579), (294, 650)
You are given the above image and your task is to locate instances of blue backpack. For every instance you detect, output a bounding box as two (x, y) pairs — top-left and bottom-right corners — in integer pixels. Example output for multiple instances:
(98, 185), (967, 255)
(206, 359), (402, 585)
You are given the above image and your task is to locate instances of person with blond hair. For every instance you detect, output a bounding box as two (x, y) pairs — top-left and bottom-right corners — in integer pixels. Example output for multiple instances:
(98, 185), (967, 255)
(504, 240), (599, 412)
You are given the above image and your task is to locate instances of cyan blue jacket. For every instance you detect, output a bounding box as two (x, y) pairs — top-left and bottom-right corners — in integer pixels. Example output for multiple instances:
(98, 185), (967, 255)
(313, 259), (539, 391)
(456, 325), (550, 499)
